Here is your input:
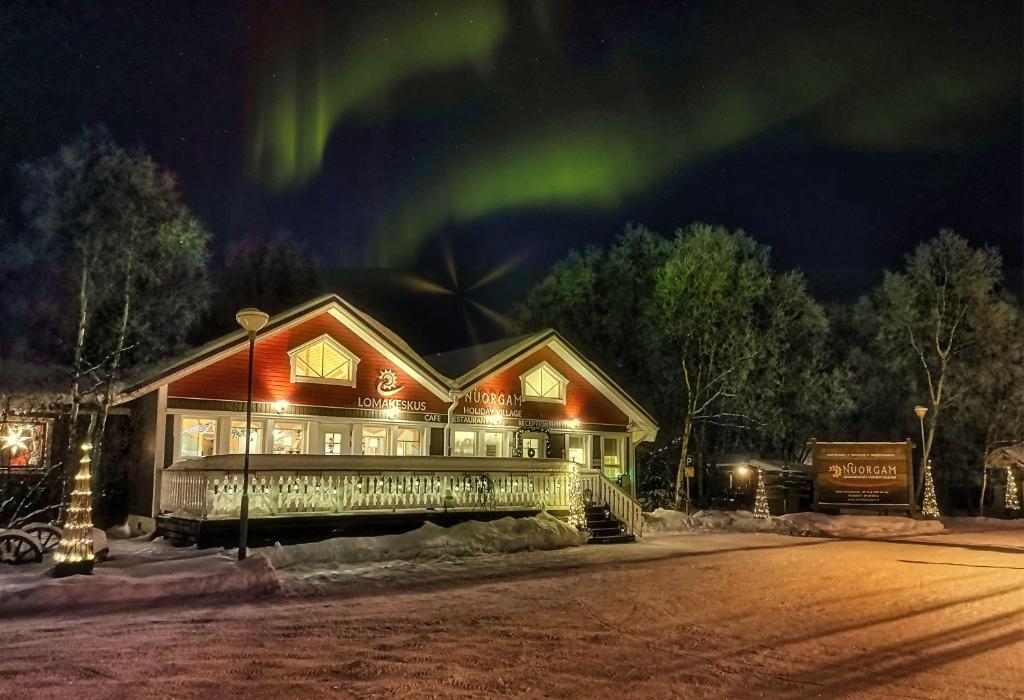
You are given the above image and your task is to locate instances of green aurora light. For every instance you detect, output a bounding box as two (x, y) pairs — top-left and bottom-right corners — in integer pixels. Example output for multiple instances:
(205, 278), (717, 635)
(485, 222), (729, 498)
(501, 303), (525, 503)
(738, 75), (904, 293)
(247, 0), (509, 190)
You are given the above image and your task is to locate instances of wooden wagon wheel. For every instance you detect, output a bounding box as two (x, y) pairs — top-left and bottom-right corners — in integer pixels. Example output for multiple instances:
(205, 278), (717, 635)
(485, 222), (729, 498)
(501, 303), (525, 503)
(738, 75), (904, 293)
(22, 523), (63, 551)
(0, 529), (44, 565)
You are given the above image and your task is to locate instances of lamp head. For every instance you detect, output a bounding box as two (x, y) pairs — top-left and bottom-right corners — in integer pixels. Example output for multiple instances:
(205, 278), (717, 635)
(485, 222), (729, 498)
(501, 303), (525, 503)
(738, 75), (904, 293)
(914, 405), (928, 420)
(236, 308), (269, 333)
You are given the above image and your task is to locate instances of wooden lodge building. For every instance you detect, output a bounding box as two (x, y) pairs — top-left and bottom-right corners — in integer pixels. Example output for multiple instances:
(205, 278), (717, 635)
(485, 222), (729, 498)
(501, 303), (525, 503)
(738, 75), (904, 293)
(110, 294), (658, 544)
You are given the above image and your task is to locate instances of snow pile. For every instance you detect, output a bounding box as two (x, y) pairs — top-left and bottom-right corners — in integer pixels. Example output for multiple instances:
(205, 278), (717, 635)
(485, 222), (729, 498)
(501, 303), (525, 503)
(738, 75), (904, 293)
(266, 513), (585, 569)
(645, 508), (795, 534)
(0, 549), (279, 616)
(644, 508), (947, 538)
(780, 513), (944, 538)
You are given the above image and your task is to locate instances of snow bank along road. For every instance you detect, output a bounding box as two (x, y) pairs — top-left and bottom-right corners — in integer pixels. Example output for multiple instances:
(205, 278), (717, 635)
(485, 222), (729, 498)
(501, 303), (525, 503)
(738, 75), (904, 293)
(2, 527), (1022, 699)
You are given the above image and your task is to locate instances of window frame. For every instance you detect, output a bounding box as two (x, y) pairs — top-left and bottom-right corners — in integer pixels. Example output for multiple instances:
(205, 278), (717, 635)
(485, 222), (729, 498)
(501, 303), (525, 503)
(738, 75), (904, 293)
(451, 429), (479, 457)
(519, 361), (569, 404)
(270, 419), (308, 455)
(360, 424), (391, 456)
(287, 334), (360, 387)
(179, 415), (218, 459)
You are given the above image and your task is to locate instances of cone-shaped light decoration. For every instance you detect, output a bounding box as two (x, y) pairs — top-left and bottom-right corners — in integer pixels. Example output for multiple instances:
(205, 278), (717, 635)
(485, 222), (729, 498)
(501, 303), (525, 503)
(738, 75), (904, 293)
(921, 460), (940, 518)
(1005, 467), (1020, 512)
(753, 468), (770, 519)
(53, 443), (95, 577)
(567, 464), (588, 533)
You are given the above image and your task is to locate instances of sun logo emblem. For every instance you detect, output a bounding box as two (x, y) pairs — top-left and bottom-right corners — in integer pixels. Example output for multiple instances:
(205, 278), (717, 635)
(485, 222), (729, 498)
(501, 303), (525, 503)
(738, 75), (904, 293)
(828, 464), (843, 479)
(376, 369), (404, 397)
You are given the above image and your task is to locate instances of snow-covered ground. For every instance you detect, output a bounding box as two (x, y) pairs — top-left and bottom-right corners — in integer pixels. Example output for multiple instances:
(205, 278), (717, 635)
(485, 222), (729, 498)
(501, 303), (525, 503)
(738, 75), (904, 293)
(0, 513), (583, 614)
(1, 512), (1022, 698)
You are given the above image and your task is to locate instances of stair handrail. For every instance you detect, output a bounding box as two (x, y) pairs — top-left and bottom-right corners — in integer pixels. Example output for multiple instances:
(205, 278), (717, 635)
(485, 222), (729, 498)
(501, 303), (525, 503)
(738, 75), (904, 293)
(579, 469), (644, 537)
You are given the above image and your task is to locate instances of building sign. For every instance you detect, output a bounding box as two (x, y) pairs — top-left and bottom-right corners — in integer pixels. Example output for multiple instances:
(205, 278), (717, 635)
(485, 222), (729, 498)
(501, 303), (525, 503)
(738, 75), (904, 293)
(376, 369), (404, 396)
(812, 441), (914, 508)
(460, 389), (523, 418)
(356, 397), (428, 412)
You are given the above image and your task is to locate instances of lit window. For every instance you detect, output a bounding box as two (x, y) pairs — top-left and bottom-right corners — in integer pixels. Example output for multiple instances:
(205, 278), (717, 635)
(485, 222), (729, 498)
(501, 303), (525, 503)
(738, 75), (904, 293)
(602, 436), (623, 479)
(323, 432), (345, 455)
(567, 435), (587, 465)
(180, 417), (216, 458)
(361, 425), (389, 455)
(484, 432), (505, 458)
(452, 430), (477, 457)
(396, 428), (422, 456)
(0, 422), (46, 468)
(521, 432), (546, 458)
(273, 421), (305, 454)
(288, 335), (359, 386)
(229, 420), (262, 454)
(520, 362), (568, 403)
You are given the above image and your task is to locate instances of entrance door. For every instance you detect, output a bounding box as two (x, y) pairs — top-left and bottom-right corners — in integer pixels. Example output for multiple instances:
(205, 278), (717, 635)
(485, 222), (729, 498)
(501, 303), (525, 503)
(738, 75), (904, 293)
(521, 432), (546, 459)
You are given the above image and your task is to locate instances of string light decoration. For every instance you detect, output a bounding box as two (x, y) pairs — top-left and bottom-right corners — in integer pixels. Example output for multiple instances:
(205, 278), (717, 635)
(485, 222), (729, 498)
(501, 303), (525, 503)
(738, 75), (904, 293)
(1005, 467), (1020, 513)
(921, 459), (939, 518)
(567, 464), (588, 533)
(53, 443), (96, 577)
(512, 425), (551, 458)
(753, 468), (770, 519)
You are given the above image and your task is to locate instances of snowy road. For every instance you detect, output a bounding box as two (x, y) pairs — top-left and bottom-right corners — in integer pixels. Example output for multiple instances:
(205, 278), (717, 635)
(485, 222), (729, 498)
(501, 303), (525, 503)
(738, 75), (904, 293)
(2, 527), (1023, 699)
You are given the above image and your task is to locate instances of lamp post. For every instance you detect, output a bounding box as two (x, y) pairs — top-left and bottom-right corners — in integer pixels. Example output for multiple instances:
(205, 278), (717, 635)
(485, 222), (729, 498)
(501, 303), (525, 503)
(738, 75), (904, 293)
(235, 308), (269, 561)
(914, 405), (928, 505)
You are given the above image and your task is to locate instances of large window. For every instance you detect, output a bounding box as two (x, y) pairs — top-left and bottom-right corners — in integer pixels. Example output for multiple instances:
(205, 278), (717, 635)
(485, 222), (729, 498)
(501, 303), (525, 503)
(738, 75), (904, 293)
(452, 430), (477, 457)
(361, 425), (389, 455)
(483, 431), (506, 458)
(396, 428), (422, 456)
(567, 435), (587, 466)
(273, 421), (306, 454)
(180, 417), (217, 458)
(229, 420), (263, 454)
(520, 362), (568, 403)
(288, 335), (359, 386)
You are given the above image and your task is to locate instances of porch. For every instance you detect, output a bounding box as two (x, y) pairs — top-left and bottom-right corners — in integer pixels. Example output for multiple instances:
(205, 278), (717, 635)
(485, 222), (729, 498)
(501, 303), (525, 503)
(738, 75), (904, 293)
(156, 454), (642, 546)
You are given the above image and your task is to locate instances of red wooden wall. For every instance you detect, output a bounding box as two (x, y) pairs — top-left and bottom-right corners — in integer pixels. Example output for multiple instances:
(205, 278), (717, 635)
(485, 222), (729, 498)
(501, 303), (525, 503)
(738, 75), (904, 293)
(461, 345), (629, 426)
(167, 312), (448, 413)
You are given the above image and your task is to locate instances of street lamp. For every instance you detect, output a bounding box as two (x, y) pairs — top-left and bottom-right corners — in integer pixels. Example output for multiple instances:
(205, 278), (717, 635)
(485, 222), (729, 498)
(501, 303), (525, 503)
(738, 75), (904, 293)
(235, 307), (269, 561)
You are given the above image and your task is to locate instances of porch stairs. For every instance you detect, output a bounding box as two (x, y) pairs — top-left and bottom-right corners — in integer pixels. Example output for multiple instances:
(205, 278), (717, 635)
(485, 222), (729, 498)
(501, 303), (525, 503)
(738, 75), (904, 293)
(584, 503), (635, 544)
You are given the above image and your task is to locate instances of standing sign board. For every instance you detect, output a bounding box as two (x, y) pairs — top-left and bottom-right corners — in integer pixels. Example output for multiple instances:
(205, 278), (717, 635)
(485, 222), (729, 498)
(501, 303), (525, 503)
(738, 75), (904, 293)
(812, 441), (914, 510)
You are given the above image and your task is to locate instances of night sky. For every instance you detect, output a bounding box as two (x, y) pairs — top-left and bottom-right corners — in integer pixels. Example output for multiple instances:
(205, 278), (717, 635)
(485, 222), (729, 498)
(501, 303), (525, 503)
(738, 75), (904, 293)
(2, 1), (1021, 352)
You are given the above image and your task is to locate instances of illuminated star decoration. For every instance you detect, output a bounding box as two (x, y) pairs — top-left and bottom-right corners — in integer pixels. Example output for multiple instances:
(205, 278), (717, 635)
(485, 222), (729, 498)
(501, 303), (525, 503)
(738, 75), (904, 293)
(398, 240), (522, 347)
(1, 428), (30, 456)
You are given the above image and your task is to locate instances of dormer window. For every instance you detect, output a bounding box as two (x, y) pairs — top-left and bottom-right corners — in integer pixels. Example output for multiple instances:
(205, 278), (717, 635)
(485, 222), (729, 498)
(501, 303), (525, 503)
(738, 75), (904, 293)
(288, 334), (359, 386)
(520, 361), (568, 403)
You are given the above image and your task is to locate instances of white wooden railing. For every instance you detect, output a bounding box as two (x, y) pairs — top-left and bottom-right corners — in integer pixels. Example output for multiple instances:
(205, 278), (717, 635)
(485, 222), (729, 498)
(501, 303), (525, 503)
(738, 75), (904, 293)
(159, 454), (582, 520)
(580, 469), (644, 537)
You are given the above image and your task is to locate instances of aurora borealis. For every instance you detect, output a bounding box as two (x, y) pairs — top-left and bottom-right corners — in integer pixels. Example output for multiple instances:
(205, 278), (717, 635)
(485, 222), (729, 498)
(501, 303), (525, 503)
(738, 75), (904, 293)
(240, 1), (1022, 266)
(0, 0), (1020, 348)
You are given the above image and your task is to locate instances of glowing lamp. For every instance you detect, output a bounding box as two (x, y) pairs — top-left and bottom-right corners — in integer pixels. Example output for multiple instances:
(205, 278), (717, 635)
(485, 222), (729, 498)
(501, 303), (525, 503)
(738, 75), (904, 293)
(274, 399), (288, 414)
(913, 405), (928, 419)
(735, 466), (750, 477)
(384, 407), (400, 421)
(568, 418), (580, 430)
(235, 308), (269, 333)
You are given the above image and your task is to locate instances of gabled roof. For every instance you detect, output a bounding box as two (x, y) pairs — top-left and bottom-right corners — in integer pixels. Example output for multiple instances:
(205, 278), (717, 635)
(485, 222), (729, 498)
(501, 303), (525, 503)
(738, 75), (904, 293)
(441, 329), (659, 440)
(116, 294), (452, 403)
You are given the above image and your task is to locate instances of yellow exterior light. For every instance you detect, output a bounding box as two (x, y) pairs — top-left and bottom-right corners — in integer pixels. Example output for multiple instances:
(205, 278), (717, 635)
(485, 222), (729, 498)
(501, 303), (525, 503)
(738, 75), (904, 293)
(274, 399), (288, 414)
